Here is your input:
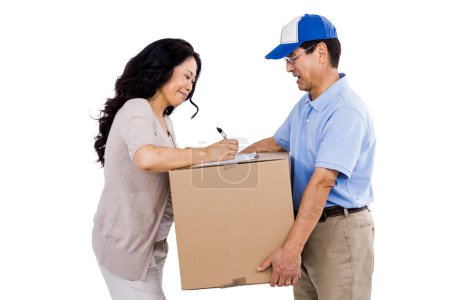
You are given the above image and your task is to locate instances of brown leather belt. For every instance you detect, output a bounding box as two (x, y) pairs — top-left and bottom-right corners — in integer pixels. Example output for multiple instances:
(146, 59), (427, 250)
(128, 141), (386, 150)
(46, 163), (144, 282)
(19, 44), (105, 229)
(294, 205), (368, 221)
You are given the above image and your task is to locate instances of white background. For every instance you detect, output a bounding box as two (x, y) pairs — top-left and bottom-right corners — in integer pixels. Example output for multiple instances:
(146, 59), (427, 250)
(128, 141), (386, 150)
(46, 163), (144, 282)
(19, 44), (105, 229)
(1, 0), (449, 299)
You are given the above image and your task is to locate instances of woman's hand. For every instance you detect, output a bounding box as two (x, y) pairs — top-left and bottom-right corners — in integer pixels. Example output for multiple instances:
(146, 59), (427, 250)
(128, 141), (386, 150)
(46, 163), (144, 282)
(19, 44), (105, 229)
(204, 139), (239, 162)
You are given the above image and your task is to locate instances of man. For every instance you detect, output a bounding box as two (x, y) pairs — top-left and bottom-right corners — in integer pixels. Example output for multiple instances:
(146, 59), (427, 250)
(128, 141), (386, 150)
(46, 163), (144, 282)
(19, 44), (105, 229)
(245, 14), (376, 299)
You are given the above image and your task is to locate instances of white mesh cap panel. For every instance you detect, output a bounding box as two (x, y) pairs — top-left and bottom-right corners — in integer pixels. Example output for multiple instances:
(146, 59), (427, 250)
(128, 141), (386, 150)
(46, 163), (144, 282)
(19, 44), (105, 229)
(280, 16), (300, 44)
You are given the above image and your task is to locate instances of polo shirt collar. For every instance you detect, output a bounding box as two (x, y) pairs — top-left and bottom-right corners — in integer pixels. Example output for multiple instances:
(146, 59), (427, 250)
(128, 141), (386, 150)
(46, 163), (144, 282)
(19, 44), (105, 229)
(307, 73), (347, 112)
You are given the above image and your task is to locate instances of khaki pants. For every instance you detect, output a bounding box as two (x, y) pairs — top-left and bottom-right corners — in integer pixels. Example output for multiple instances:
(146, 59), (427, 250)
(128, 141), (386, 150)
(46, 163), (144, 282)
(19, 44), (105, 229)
(99, 240), (169, 300)
(294, 209), (374, 300)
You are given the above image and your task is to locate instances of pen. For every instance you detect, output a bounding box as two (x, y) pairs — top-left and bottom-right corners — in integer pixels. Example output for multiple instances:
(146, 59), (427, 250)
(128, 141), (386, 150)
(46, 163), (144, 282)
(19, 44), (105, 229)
(216, 127), (227, 139)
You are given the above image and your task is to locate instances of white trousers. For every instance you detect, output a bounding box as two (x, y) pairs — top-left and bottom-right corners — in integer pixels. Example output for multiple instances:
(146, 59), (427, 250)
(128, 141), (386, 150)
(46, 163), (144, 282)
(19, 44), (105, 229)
(99, 240), (169, 300)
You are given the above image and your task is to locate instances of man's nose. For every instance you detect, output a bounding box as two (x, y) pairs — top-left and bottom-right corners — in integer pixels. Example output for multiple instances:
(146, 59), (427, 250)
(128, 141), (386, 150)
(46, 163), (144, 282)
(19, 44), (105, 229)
(286, 62), (294, 72)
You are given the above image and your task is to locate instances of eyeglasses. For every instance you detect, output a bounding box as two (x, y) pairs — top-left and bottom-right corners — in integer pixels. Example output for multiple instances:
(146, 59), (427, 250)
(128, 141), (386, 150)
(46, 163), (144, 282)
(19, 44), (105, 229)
(284, 44), (316, 64)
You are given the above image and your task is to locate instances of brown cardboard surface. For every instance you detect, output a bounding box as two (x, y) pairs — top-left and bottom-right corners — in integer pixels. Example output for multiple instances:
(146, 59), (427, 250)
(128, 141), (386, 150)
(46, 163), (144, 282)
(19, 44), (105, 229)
(169, 152), (294, 290)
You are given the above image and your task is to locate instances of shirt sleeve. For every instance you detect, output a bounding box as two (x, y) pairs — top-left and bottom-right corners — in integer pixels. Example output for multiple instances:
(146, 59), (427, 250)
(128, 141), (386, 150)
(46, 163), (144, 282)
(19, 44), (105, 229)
(273, 109), (294, 152)
(315, 107), (367, 179)
(120, 101), (159, 160)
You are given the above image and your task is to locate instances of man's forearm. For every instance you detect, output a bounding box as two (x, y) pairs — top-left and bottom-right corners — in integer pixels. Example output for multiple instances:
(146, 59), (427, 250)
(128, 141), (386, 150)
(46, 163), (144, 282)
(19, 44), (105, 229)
(241, 137), (285, 153)
(284, 168), (338, 253)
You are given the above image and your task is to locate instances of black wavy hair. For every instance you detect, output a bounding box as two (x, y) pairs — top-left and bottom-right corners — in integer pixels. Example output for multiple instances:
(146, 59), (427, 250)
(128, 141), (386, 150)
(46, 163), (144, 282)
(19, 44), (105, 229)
(94, 38), (202, 166)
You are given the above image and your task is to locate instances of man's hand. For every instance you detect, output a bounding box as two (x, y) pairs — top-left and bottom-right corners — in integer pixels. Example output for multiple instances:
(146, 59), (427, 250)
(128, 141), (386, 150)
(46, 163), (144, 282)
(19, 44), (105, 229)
(256, 244), (301, 287)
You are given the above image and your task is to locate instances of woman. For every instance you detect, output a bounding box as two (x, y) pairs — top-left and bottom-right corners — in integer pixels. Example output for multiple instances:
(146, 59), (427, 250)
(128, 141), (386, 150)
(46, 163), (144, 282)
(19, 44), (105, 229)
(92, 38), (238, 300)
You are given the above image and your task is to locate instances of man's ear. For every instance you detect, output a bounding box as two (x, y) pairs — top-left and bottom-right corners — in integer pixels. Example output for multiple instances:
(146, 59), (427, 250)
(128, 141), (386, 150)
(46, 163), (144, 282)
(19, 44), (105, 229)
(316, 42), (328, 64)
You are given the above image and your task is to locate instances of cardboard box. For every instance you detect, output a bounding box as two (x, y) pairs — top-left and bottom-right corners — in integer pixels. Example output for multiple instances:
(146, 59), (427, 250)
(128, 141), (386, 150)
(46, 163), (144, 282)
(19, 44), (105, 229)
(169, 152), (294, 290)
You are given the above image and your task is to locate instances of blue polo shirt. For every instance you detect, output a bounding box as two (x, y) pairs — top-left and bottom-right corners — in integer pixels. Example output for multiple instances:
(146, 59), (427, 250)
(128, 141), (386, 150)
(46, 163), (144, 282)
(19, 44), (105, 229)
(274, 74), (376, 210)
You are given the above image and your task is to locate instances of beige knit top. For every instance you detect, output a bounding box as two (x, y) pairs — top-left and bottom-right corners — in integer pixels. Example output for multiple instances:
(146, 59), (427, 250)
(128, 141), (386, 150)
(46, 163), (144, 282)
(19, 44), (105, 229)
(92, 98), (176, 280)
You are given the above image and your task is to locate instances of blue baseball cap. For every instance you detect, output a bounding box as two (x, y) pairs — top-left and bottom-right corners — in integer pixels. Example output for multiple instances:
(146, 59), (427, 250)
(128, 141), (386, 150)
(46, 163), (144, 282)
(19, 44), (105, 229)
(265, 14), (338, 60)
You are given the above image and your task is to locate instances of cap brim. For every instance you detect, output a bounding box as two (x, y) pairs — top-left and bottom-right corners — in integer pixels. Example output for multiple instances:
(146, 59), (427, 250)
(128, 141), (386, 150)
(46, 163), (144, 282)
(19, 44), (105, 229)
(265, 43), (300, 60)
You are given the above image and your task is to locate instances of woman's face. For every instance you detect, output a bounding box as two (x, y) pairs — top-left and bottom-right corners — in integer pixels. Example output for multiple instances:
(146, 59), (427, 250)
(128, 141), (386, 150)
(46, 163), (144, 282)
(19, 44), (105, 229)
(159, 57), (197, 108)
